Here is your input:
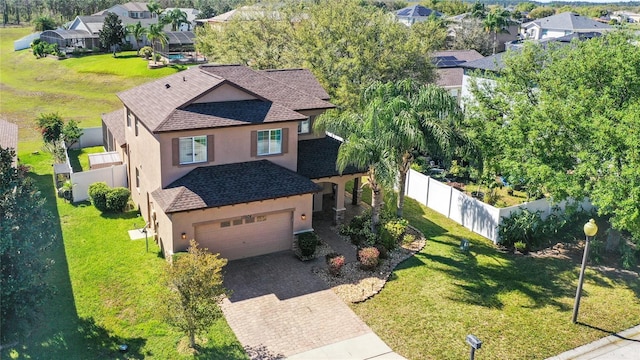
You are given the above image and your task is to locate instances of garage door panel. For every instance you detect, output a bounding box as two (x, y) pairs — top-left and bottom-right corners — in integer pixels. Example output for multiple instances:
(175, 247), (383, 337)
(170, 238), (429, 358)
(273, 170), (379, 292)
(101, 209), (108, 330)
(195, 211), (292, 260)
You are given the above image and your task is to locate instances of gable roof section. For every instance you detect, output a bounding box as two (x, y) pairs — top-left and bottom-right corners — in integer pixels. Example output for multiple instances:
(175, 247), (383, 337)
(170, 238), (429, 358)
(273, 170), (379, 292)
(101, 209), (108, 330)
(297, 136), (365, 179)
(260, 69), (330, 100)
(461, 52), (506, 72)
(523, 12), (611, 31)
(120, 2), (150, 12)
(396, 5), (442, 18)
(201, 65), (334, 111)
(101, 110), (125, 145)
(156, 100), (306, 132)
(118, 65), (334, 133)
(0, 119), (18, 151)
(152, 160), (321, 213)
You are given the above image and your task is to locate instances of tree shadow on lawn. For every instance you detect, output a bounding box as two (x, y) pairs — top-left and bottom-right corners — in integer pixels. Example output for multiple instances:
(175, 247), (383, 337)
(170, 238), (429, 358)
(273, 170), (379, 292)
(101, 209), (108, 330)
(413, 236), (579, 310)
(2, 171), (150, 359)
(67, 148), (83, 172)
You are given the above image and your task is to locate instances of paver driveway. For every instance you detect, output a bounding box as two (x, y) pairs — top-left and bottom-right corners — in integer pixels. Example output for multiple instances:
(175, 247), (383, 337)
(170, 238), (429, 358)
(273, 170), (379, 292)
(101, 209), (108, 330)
(221, 250), (380, 358)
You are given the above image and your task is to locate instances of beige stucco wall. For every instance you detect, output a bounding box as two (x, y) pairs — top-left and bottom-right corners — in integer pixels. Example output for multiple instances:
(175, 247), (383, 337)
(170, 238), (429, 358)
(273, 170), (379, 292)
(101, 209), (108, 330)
(297, 109), (328, 141)
(157, 121), (299, 187)
(124, 109), (162, 221)
(159, 193), (314, 256)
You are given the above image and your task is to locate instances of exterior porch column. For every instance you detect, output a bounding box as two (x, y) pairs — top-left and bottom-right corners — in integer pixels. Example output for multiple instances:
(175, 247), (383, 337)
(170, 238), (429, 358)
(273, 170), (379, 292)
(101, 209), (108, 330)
(332, 181), (346, 225)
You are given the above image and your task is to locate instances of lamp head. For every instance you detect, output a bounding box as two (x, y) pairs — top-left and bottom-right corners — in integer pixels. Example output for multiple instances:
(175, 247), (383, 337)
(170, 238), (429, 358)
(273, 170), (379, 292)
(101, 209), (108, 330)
(583, 219), (598, 237)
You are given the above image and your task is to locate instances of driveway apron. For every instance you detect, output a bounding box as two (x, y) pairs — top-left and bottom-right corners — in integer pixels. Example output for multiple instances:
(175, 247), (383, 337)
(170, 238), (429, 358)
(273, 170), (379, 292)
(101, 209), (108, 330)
(221, 250), (378, 358)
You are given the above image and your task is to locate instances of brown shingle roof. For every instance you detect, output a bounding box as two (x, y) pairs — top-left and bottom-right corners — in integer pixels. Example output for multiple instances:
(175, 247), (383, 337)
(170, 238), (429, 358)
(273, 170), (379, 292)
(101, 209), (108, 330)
(152, 160), (321, 213)
(0, 119), (18, 151)
(201, 65), (334, 111)
(435, 68), (464, 88)
(260, 69), (330, 100)
(156, 100), (306, 132)
(118, 65), (333, 134)
(101, 110), (126, 145)
(432, 50), (484, 63)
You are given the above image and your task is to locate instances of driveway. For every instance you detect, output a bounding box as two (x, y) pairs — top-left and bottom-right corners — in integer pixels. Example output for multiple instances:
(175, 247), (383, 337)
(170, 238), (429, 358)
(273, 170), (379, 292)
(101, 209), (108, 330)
(221, 250), (403, 359)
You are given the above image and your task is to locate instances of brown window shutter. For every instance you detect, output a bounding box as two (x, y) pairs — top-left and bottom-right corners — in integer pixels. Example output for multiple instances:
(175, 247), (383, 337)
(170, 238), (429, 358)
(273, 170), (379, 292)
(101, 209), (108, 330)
(250, 131), (257, 157)
(282, 128), (289, 154)
(207, 135), (214, 163)
(172, 138), (179, 165)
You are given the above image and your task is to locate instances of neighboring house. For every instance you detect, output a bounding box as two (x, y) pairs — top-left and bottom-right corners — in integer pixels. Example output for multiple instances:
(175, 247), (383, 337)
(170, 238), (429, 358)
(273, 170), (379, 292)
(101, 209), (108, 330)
(447, 13), (519, 54)
(432, 50), (484, 102)
(196, 5), (284, 29)
(163, 8), (200, 31)
(395, 5), (442, 26)
(611, 11), (640, 23)
(93, 2), (155, 19)
(460, 32), (601, 106)
(102, 64), (365, 260)
(521, 12), (612, 40)
(0, 119), (18, 166)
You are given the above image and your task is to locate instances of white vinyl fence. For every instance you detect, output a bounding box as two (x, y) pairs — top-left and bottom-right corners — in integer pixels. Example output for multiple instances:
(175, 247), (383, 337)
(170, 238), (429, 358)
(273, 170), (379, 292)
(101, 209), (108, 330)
(71, 165), (128, 202)
(404, 169), (592, 244)
(14, 32), (41, 51)
(57, 127), (129, 202)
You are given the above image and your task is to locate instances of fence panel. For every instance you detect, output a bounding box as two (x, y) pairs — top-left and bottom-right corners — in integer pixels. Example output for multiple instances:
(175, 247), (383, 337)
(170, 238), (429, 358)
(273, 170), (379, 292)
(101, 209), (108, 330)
(68, 127), (104, 149)
(71, 164), (128, 202)
(426, 179), (452, 217)
(406, 169), (430, 205)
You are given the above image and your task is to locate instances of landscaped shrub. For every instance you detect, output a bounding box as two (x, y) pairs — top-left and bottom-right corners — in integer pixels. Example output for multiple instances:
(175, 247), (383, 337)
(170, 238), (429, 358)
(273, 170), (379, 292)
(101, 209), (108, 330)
(325, 252), (345, 276)
(514, 241), (527, 253)
(380, 218), (408, 250)
(375, 244), (389, 259)
(297, 231), (319, 257)
(140, 46), (153, 59)
(105, 187), (131, 212)
(88, 182), (110, 211)
(340, 210), (377, 246)
(402, 233), (416, 246)
(358, 247), (380, 271)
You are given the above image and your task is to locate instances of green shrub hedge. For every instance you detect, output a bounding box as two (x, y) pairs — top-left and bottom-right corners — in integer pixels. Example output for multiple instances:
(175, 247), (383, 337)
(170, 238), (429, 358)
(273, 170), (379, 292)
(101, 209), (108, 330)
(88, 182), (130, 212)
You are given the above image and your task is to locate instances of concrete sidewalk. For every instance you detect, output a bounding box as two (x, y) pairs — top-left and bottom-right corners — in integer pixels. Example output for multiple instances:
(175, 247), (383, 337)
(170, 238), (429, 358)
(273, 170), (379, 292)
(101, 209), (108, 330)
(547, 324), (640, 360)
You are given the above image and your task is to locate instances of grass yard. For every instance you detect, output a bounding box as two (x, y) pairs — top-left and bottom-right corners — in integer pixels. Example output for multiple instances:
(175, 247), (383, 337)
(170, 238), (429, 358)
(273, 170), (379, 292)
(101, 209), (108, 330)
(68, 146), (110, 172)
(0, 27), (183, 143)
(1, 27), (245, 359)
(348, 183), (640, 359)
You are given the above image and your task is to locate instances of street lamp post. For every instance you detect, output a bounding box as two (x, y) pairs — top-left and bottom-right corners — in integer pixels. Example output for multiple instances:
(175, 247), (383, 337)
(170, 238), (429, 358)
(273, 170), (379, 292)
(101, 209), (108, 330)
(572, 219), (598, 324)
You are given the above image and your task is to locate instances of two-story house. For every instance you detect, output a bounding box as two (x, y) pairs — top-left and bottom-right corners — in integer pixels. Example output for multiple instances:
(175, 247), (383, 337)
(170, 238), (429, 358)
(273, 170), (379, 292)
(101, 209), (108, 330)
(102, 65), (365, 260)
(521, 12), (611, 41)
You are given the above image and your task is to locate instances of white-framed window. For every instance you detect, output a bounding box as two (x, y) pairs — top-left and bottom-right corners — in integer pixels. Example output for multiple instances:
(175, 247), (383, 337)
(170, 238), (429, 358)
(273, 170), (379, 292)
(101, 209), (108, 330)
(135, 167), (140, 189)
(257, 129), (282, 156)
(298, 119), (310, 134)
(179, 136), (207, 164)
(127, 109), (133, 127)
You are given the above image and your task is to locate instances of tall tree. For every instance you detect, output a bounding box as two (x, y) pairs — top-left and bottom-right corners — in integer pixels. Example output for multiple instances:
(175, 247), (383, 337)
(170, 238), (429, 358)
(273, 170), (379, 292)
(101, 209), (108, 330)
(147, 23), (168, 62)
(98, 12), (125, 57)
(196, 0), (441, 110)
(1, 148), (56, 338)
(449, 17), (493, 56)
(466, 32), (640, 246)
(163, 240), (227, 349)
(147, 0), (163, 19)
(126, 21), (147, 55)
(33, 15), (56, 31)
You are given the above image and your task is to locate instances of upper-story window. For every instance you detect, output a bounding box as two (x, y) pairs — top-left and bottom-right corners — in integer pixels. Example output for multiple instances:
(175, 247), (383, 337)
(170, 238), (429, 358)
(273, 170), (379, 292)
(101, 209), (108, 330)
(134, 117), (139, 136)
(257, 129), (282, 156)
(298, 119), (310, 134)
(179, 136), (207, 164)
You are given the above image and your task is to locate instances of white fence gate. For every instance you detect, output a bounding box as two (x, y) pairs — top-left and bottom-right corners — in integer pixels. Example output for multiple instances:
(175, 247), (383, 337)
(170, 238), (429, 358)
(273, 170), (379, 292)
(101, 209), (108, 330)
(404, 169), (592, 244)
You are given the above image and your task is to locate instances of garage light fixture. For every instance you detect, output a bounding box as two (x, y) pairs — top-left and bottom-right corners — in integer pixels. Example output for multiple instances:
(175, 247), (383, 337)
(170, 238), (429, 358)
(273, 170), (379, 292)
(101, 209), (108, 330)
(301, 214), (306, 220)
(181, 232), (187, 240)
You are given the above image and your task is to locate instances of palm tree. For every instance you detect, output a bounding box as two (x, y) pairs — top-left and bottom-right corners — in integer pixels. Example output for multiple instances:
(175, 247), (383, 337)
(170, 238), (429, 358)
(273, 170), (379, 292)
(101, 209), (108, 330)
(484, 8), (512, 54)
(314, 86), (398, 232)
(147, 23), (168, 63)
(165, 8), (188, 31)
(126, 21), (147, 55)
(147, 0), (163, 19)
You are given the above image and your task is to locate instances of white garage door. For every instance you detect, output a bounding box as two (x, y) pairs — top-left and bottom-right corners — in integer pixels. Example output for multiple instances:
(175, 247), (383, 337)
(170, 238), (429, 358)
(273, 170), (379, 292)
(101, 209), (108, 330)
(195, 211), (293, 261)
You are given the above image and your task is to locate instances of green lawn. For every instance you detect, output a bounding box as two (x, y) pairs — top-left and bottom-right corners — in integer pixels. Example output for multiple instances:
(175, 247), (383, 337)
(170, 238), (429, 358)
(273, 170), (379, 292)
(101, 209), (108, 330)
(68, 146), (110, 172)
(350, 190), (640, 359)
(0, 27), (183, 143)
(1, 27), (245, 359)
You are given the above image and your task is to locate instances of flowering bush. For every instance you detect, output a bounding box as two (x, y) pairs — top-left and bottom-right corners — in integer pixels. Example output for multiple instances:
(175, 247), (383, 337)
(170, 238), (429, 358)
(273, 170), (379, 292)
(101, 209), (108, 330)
(358, 247), (380, 271)
(325, 252), (345, 276)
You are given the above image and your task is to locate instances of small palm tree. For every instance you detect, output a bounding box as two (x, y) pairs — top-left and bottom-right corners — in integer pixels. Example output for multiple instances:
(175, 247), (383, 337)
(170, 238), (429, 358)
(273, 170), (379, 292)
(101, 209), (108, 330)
(484, 8), (513, 54)
(165, 9), (188, 31)
(147, 23), (168, 63)
(126, 22), (147, 55)
(147, 0), (164, 19)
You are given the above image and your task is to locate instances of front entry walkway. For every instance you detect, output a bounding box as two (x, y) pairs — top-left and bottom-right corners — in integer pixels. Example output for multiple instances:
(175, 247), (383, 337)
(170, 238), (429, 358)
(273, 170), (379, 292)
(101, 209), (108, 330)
(221, 211), (405, 359)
